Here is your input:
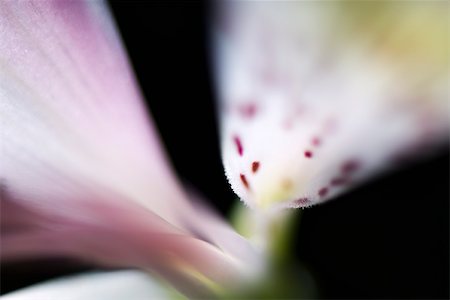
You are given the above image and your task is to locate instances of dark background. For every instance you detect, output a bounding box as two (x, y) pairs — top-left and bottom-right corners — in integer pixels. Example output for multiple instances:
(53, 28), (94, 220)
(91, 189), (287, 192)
(2, 1), (449, 299)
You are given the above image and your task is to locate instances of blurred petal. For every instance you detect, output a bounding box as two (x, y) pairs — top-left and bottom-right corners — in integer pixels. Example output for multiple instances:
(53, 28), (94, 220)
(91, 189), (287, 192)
(181, 189), (263, 276)
(0, 0), (262, 295)
(213, 1), (449, 209)
(2, 270), (184, 300)
(1, 186), (255, 298)
(0, 0), (187, 226)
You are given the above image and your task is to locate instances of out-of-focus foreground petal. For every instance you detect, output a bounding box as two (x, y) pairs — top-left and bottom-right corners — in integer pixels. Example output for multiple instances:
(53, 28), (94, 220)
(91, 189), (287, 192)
(214, 1), (449, 209)
(0, 0), (185, 227)
(0, 0), (262, 296)
(2, 270), (184, 300)
(1, 189), (255, 297)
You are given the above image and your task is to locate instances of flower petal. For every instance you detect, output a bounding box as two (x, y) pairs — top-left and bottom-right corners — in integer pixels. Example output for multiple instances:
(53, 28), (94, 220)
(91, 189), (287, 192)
(1, 189), (254, 298)
(2, 270), (183, 300)
(213, 1), (449, 209)
(0, 0), (188, 226)
(0, 0), (262, 295)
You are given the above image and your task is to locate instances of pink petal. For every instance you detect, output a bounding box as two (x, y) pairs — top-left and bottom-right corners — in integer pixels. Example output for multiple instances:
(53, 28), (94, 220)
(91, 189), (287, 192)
(1, 189), (253, 297)
(0, 0), (187, 226)
(0, 0), (262, 294)
(213, 2), (449, 209)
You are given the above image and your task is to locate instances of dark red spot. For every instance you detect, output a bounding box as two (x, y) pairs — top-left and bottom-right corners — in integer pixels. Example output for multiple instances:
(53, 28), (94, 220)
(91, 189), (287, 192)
(304, 150), (313, 158)
(318, 187), (328, 197)
(238, 102), (258, 119)
(233, 135), (243, 156)
(341, 160), (360, 174)
(294, 197), (309, 206)
(251, 161), (260, 173)
(311, 137), (321, 147)
(330, 177), (347, 186)
(240, 174), (250, 189)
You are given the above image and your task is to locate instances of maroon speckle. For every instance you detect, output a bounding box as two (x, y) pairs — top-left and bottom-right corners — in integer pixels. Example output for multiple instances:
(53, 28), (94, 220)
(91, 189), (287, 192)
(233, 135), (243, 156)
(238, 102), (258, 119)
(240, 174), (250, 189)
(341, 160), (360, 174)
(330, 177), (347, 186)
(304, 150), (313, 158)
(252, 161), (260, 173)
(294, 197), (309, 206)
(311, 137), (321, 147)
(318, 187), (328, 197)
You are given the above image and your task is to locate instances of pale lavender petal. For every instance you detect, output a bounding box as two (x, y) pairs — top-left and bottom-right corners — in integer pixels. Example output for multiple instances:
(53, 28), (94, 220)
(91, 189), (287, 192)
(213, 1), (449, 209)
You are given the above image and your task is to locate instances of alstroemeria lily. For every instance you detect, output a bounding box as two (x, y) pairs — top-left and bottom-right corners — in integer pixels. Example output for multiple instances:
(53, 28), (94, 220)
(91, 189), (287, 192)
(215, 1), (448, 210)
(1, 1), (262, 298)
(1, 0), (448, 299)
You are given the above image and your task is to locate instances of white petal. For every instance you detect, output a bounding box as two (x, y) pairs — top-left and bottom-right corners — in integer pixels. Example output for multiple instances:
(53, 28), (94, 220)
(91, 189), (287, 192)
(2, 270), (183, 300)
(213, 1), (449, 210)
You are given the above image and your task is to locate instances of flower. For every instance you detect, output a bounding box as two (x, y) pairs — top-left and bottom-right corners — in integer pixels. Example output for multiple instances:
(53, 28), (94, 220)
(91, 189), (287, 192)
(1, 0), (448, 299)
(215, 1), (448, 210)
(1, 1), (262, 298)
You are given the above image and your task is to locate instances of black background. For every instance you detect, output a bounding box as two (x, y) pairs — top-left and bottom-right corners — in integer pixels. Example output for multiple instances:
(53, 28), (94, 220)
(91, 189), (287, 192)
(2, 1), (449, 299)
